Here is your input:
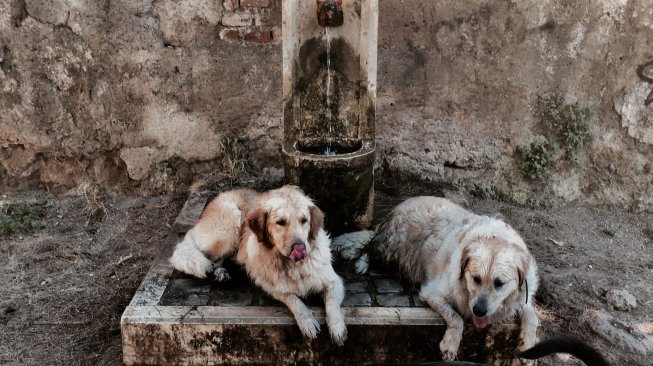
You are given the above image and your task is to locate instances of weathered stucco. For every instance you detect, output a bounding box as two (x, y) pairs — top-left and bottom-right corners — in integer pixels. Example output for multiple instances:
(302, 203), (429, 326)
(1, 0), (652, 211)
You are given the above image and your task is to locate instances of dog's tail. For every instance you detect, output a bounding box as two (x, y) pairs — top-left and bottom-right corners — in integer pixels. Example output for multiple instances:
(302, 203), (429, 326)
(519, 336), (610, 366)
(331, 230), (375, 259)
(331, 230), (375, 274)
(169, 235), (213, 278)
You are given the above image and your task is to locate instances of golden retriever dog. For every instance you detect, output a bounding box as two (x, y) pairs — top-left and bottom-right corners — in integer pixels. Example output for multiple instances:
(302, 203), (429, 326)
(169, 185), (347, 345)
(333, 197), (539, 361)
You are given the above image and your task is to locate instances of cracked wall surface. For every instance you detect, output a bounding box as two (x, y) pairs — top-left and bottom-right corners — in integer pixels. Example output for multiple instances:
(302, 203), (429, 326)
(1, 0), (652, 211)
(0, 0), (282, 195)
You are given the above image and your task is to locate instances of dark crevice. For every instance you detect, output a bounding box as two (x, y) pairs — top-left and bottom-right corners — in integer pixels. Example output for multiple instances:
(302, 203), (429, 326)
(539, 20), (556, 31)
(0, 46), (10, 73)
(11, 0), (28, 27)
(444, 161), (467, 170)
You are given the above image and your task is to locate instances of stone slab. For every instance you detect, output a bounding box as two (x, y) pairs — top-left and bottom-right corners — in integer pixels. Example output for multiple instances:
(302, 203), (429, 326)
(376, 294), (410, 307)
(342, 293), (373, 307)
(374, 279), (404, 294)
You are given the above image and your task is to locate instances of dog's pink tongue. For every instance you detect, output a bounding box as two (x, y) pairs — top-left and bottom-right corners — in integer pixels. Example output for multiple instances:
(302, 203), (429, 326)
(472, 315), (491, 329)
(289, 245), (307, 263)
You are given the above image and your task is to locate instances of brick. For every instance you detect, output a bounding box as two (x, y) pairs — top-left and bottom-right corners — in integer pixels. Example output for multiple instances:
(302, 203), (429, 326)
(219, 28), (241, 41)
(241, 0), (270, 7)
(377, 294), (410, 307)
(224, 0), (239, 11)
(342, 293), (372, 307)
(243, 29), (274, 43)
(345, 282), (368, 294)
(222, 12), (253, 27)
(374, 279), (404, 294)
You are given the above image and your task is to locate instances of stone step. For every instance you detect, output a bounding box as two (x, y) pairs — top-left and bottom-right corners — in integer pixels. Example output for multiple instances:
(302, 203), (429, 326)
(120, 190), (521, 365)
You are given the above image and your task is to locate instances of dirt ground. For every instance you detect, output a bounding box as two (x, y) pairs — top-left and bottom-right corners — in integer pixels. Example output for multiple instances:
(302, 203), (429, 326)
(1, 174), (652, 365)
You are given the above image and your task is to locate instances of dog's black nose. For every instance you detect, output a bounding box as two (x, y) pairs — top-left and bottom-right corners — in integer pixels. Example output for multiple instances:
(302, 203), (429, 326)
(472, 303), (487, 317)
(291, 242), (306, 251)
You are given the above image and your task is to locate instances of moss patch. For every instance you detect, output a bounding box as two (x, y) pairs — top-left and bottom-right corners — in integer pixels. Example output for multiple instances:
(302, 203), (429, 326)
(0, 200), (48, 237)
(518, 92), (592, 180)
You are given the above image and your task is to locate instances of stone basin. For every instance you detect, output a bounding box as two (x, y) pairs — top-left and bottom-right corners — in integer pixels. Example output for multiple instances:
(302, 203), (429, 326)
(121, 190), (521, 365)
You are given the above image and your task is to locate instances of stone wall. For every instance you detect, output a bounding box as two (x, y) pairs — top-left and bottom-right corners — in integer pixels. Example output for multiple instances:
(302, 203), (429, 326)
(1, 0), (652, 211)
(0, 0), (282, 195)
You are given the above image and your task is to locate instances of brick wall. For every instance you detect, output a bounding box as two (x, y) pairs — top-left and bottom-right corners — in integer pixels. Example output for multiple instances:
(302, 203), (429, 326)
(219, 0), (280, 43)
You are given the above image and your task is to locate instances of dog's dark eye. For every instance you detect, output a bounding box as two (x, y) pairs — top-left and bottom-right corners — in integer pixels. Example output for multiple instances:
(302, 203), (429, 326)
(276, 219), (287, 226)
(494, 279), (504, 288)
(301, 217), (308, 224)
(473, 276), (482, 285)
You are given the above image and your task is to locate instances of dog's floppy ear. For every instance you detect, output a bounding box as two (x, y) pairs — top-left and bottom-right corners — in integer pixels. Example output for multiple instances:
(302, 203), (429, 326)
(247, 208), (272, 249)
(309, 205), (324, 242)
(516, 253), (530, 291)
(459, 247), (471, 280)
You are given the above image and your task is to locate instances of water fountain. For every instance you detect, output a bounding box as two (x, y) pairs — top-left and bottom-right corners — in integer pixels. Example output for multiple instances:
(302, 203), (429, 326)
(282, 0), (377, 234)
(121, 2), (521, 364)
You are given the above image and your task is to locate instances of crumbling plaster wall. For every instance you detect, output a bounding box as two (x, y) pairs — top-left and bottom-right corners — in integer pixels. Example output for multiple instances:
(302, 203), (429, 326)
(1, 0), (652, 211)
(0, 0), (282, 195)
(377, 0), (653, 211)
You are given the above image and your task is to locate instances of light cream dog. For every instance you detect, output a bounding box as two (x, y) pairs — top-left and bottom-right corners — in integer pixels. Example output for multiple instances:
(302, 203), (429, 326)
(333, 197), (539, 360)
(169, 185), (347, 345)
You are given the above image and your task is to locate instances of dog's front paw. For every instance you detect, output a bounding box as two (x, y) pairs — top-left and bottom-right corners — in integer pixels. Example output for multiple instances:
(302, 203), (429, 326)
(439, 332), (461, 361)
(327, 311), (347, 346)
(212, 267), (231, 282)
(354, 254), (369, 274)
(441, 349), (457, 362)
(297, 312), (321, 339)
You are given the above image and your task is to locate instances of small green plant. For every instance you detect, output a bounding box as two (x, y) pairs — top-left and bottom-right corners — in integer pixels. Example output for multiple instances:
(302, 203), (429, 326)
(518, 92), (592, 180)
(535, 93), (592, 157)
(220, 137), (248, 180)
(0, 200), (48, 236)
(155, 161), (174, 175)
(518, 142), (550, 180)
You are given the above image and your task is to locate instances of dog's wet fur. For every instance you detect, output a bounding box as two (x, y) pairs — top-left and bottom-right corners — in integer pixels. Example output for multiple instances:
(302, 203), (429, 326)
(169, 185), (347, 345)
(334, 197), (539, 361)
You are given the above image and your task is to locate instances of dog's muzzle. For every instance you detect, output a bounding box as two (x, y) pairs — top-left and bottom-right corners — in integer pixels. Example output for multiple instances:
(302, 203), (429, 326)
(472, 298), (491, 329)
(289, 242), (308, 263)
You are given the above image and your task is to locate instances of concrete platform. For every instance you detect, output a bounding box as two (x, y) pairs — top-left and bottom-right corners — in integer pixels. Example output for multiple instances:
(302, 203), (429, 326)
(121, 190), (522, 365)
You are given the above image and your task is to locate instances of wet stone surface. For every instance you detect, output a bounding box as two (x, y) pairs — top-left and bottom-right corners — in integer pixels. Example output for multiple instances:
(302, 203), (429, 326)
(208, 292), (253, 307)
(342, 293), (373, 307)
(374, 279), (403, 294)
(376, 294), (411, 307)
(345, 282), (368, 293)
(159, 259), (425, 309)
(413, 295), (428, 308)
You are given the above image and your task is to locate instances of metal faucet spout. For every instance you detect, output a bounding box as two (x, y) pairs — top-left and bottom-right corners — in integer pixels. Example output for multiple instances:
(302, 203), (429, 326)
(316, 0), (344, 27)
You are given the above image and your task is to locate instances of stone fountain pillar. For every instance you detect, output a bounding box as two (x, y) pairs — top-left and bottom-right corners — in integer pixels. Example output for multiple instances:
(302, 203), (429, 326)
(282, 0), (378, 235)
